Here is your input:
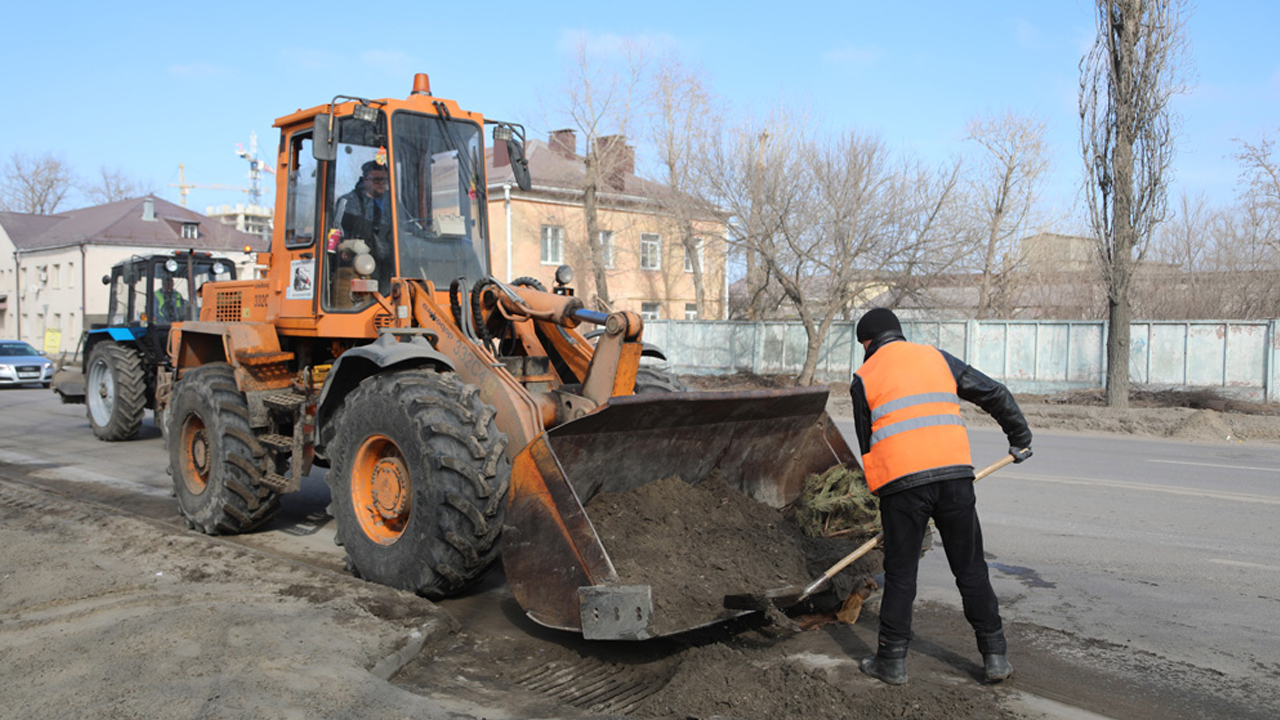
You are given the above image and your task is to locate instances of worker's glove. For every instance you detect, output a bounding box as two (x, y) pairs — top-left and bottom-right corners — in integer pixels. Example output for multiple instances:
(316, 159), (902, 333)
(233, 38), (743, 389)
(1009, 447), (1033, 464)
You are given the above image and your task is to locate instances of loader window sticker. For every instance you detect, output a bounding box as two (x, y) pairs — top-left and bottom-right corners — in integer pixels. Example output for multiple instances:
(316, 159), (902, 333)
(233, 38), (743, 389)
(287, 258), (314, 300)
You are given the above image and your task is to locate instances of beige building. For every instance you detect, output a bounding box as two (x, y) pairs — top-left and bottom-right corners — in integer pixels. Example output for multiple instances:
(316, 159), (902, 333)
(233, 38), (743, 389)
(0, 196), (266, 354)
(485, 130), (727, 320)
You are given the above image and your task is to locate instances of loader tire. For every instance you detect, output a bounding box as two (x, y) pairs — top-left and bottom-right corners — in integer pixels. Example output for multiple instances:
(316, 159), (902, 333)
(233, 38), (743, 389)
(85, 341), (147, 442)
(633, 366), (688, 395)
(327, 369), (509, 599)
(169, 363), (280, 535)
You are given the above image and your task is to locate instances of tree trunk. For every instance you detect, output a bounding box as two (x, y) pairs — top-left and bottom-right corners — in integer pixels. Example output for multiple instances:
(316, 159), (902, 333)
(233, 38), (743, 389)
(680, 222), (707, 318)
(1105, 293), (1131, 408)
(583, 155), (610, 310)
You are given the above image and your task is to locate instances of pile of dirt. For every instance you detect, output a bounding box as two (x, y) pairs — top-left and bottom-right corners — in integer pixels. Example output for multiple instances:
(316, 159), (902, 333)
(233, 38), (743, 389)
(585, 473), (814, 635)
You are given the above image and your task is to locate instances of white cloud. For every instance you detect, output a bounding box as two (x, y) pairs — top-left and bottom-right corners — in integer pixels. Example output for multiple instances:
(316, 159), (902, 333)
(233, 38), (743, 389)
(555, 29), (681, 59)
(821, 45), (881, 69)
(168, 63), (229, 78)
(360, 49), (418, 76)
(278, 47), (342, 72)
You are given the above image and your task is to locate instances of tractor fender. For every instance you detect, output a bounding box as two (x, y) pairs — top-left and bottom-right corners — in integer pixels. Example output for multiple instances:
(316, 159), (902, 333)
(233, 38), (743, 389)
(84, 327), (142, 357)
(314, 333), (454, 455)
(640, 343), (667, 361)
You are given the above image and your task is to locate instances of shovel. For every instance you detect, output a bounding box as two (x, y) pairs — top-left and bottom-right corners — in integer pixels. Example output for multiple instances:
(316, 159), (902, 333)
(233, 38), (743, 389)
(723, 453), (1020, 612)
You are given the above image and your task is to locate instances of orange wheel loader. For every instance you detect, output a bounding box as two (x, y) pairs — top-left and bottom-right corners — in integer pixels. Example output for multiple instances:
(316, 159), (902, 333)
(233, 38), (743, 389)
(161, 74), (855, 640)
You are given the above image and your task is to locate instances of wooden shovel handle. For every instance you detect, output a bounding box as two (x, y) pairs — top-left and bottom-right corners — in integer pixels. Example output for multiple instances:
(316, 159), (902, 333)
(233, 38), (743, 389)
(801, 454), (1017, 598)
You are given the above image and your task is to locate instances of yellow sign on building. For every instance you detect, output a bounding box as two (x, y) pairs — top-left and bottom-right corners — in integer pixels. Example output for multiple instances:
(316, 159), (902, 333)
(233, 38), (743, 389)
(43, 328), (62, 355)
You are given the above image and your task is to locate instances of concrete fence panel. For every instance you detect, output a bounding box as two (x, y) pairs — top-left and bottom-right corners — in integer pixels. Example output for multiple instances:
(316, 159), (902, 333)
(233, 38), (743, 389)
(645, 317), (1279, 402)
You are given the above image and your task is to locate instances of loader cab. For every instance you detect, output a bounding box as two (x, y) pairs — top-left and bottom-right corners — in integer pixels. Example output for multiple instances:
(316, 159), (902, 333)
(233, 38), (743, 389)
(309, 105), (490, 313)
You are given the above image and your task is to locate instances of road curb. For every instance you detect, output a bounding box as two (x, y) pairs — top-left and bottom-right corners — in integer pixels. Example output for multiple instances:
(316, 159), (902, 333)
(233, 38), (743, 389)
(369, 615), (457, 681)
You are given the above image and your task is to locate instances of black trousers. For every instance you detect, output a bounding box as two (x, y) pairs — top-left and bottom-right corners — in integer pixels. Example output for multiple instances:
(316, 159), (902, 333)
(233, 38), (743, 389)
(877, 477), (1002, 646)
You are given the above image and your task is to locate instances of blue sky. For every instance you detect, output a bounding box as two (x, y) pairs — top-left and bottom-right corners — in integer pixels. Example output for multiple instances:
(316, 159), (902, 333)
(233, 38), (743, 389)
(5, 1), (1277, 225)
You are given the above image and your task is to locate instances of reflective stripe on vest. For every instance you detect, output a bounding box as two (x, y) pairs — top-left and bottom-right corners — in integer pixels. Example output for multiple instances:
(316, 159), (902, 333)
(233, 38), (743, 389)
(855, 342), (972, 493)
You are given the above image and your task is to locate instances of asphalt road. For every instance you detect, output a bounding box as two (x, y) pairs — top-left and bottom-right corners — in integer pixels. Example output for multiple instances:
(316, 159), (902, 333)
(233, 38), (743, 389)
(3, 385), (1278, 717)
(836, 418), (1280, 693)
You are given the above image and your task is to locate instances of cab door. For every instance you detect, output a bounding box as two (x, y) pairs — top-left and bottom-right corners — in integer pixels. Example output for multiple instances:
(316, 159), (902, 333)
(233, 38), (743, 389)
(277, 129), (321, 320)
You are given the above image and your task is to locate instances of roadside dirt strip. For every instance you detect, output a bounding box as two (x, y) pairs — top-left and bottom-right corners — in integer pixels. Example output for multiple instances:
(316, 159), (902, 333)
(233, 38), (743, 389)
(0, 476), (467, 720)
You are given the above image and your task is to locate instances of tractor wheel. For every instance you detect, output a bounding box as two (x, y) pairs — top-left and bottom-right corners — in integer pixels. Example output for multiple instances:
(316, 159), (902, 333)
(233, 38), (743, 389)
(327, 369), (509, 599)
(633, 366), (688, 395)
(85, 342), (147, 441)
(168, 363), (280, 534)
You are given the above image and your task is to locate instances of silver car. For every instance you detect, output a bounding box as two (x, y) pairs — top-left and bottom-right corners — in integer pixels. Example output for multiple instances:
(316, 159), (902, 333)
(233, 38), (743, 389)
(0, 340), (55, 388)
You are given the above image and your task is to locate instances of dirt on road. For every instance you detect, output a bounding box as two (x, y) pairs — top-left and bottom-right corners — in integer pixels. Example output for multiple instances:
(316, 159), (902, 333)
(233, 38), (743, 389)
(3, 380), (1279, 720)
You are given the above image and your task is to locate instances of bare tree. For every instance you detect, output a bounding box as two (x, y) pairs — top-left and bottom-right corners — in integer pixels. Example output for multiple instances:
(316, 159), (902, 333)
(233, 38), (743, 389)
(0, 151), (76, 214)
(964, 111), (1052, 318)
(1141, 192), (1280, 319)
(555, 37), (648, 311)
(83, 167), (149, 205)
(703, 110), (966, 385)
(1233, 133), (1280, 251)
(1079, 0), (1190, 408)
(649, 58), (718, 318)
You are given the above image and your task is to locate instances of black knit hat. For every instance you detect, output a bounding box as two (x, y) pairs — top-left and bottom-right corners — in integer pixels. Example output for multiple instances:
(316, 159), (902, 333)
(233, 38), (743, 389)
(856, 308), (901, 343)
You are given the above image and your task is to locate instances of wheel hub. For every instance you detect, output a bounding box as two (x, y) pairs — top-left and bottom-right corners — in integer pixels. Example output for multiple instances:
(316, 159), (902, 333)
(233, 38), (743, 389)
(369, 457), (409, 519)
(351, 434), (411, 544)
(190, 429), (210, 477)
(180, 415), (211, 495)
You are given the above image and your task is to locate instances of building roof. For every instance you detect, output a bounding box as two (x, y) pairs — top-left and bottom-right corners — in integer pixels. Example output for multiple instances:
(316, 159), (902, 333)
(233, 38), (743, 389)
(0, 196), (268, 253)
(486, 136), (722, 221)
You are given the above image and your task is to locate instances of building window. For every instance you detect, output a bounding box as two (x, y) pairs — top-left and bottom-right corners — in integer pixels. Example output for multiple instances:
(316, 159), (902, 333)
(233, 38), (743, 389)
(685, 303), (698, 320)
(640, 302), (662, 320)
(52, 264), (61, 288)
(182, 223), (199, 240)
(598, 230), (615, 269)
(541, 225), (564, 264)
(640, 233), (662, 270)
(68, 261), (74, 288)
(684, 238), (705, 273)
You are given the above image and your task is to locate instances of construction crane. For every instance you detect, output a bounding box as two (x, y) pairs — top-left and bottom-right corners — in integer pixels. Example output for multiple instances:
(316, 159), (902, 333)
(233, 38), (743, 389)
(235, 131), (275, 206)
(168, 164), (248, 208)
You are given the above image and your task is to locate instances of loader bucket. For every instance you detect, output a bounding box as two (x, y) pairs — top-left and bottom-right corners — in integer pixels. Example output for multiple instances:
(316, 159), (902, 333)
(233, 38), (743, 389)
(501, 386), (856, 640)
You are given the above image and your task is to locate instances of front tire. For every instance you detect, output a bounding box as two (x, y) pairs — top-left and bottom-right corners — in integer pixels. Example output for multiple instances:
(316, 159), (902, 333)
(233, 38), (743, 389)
(86, 342), (146, 441)
(169, 363), (280, 534)
(327, 369), (509, 599)
(633, 366), (688, 394)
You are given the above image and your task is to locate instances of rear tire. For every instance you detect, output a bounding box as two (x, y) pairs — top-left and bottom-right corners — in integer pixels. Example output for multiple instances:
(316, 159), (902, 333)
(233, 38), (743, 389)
(169, 363), (280, 534)
(327, 369), (509, 598)
(86, 342), (147, 441)
(633, 366), (688, 395)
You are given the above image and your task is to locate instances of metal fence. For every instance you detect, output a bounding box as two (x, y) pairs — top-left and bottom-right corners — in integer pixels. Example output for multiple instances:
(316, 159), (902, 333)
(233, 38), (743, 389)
(644, 318), (1280, 403)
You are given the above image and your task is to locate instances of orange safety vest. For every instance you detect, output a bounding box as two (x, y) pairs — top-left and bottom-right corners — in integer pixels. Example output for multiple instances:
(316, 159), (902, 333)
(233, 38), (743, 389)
(855, 341), (972, 493)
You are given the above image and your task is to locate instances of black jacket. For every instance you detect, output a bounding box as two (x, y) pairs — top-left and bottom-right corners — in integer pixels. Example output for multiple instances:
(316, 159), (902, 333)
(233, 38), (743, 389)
(849, 331), (1033, 496)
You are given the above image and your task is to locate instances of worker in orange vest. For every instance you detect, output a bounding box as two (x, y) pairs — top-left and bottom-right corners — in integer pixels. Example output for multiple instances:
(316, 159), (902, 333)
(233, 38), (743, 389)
(851, 308), (1032, 686)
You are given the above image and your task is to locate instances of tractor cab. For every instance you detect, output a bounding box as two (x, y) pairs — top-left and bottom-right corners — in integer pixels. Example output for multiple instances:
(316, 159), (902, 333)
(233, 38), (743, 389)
(51, 253), (235, 438)
(105, 254), (234, 332)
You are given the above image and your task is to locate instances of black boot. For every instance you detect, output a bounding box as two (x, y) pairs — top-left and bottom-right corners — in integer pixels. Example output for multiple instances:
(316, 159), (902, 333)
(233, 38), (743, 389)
(976, 629), (1013, 683)
(860, 639), (909, 685)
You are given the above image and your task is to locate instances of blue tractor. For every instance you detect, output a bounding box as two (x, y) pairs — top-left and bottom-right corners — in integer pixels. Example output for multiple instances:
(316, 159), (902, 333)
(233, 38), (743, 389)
(52, 252), (236, 440)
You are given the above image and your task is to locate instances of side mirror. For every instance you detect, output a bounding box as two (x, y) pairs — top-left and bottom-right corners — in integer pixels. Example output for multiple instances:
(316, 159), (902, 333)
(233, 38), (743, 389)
(101, 275), (111, 285)
(507, 138), (531, 192)
(314, 114), (337, 162)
